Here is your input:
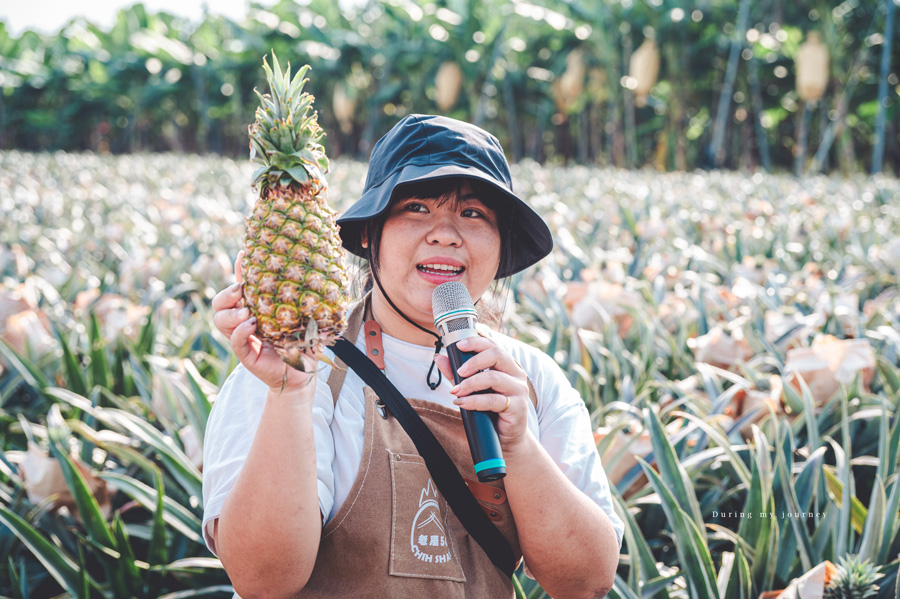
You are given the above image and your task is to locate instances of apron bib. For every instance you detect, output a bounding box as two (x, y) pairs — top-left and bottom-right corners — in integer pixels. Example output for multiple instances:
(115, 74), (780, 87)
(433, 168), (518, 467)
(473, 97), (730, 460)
(295, 299), (525, 598)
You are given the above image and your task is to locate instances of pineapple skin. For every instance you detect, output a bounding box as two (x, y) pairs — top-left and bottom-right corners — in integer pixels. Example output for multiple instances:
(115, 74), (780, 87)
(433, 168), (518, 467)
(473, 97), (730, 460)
(241, 182), (349, 369)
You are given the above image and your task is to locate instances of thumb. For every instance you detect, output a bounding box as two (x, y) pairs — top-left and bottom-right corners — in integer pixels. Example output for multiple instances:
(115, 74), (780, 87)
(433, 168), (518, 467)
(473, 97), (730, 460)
(234, 250), (245, 284)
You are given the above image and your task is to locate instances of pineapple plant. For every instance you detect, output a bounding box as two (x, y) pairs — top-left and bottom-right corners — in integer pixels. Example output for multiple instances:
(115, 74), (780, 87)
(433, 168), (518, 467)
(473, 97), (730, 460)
(823, 555), (880, 599)
(242, 53), (350, 370)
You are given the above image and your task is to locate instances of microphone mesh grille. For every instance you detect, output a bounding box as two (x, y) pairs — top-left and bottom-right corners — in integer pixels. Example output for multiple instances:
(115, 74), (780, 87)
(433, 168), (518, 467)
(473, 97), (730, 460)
(445, 317), (471, 333)
(432, 281), (475, 320)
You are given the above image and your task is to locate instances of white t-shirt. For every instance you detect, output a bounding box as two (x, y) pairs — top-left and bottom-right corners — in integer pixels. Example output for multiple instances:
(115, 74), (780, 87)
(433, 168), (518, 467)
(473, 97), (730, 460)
(202, 325), (625, 556)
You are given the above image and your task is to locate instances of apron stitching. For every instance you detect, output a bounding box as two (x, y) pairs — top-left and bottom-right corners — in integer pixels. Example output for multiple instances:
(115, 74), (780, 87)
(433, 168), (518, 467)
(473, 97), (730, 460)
(389, 572), (469, 582)
(443, 498), (465, 581)
(321, 392), (377, 540)
(389, 448), (398, 571)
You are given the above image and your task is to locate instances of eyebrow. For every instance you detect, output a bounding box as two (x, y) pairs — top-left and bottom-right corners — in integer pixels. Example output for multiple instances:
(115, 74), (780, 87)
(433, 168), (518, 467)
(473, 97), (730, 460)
(399, 192), (493, 210)
(458, 193), (496, 208)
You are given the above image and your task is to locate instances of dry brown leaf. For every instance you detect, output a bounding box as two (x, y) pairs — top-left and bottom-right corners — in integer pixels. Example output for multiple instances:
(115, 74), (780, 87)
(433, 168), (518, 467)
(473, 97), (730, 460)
(688, 326), (752, 369)
(19, 443), (113, 521)
(784, 337), (875, 405)
(772, 560), (835, 599)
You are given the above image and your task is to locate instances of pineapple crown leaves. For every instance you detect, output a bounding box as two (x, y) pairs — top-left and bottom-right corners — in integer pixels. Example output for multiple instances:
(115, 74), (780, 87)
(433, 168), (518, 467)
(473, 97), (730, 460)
(249, 52), (329, 191)
(827, 554), (881, 599)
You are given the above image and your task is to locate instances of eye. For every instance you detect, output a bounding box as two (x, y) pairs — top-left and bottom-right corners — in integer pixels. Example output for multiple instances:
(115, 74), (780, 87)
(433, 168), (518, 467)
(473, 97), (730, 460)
(461, 208), (484, 218)
(402, 201), (429, 213)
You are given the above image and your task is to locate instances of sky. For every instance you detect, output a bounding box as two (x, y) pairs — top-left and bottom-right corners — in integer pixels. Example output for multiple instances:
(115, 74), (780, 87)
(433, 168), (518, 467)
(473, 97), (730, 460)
(1, 0), (268, 36)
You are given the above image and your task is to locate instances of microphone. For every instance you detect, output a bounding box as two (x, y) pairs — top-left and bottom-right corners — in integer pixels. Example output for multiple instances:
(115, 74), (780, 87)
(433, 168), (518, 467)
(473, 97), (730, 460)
(432, 281), (506, 482)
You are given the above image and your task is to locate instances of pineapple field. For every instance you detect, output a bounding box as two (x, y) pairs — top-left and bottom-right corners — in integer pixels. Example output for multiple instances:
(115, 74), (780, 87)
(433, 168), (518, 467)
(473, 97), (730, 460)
(1, 149), (900, 598)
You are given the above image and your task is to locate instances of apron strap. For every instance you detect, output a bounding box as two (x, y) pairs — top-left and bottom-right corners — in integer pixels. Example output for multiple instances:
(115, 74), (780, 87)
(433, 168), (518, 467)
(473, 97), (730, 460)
(326, 294), (369, 404)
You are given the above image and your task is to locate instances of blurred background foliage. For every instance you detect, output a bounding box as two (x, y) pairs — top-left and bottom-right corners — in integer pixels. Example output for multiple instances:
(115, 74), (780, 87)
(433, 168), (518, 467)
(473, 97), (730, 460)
(0, 0), (898, 173)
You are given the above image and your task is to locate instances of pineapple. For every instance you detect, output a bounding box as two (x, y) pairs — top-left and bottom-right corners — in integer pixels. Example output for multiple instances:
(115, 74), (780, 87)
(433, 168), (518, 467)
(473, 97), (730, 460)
(242, 53), (350, 370)
(823, 555), (880, 599)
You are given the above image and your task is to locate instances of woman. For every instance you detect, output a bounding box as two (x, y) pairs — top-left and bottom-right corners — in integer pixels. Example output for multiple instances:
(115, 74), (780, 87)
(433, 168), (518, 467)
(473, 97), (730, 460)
(203, 115), (624, 598)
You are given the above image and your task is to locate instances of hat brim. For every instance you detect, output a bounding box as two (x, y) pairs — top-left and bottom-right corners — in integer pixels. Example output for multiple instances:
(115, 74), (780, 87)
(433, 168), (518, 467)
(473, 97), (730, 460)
(337, 163), (552, 279)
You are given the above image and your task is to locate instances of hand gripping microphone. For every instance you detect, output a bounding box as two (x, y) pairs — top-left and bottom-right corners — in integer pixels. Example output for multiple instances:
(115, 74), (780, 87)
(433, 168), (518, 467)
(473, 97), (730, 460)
(432, 281), (506, 482)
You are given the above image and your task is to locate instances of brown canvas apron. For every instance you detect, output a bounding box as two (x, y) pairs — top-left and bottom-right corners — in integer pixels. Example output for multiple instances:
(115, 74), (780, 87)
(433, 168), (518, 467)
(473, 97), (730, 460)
(295, 300), (528, 598)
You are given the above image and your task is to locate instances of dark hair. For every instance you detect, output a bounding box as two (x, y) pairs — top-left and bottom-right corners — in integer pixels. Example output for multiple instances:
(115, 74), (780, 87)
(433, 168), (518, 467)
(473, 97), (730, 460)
(354, 177), (515, 328)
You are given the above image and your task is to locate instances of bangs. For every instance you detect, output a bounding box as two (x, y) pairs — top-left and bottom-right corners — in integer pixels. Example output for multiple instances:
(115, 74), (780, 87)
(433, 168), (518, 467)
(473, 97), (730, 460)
(391, 178), (505, 214)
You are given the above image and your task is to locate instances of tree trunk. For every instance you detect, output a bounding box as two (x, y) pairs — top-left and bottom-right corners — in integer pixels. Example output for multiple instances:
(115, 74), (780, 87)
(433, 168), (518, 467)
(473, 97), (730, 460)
(872, 0), (896, 174)
(607, 97), (625, 168)
(708, 0), (751, 168)
(748, 55), (771, 172)
(795, 101), (812, 176)
(193, 64), (210, 154)
(577, 110), (590, 164)
(818, 101), (829, 172)
(622, 29), (637, 168)
(359, 62), (393, 159)
(502, 74), (521, 162)
(474, 24), (506, 128)
(530, 99), (551, 162)
(664, 41), (688, 171)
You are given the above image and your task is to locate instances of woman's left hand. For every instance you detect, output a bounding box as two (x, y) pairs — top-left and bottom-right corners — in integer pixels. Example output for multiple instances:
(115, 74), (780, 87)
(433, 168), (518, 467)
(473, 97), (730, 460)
(434, 335), (531, 453)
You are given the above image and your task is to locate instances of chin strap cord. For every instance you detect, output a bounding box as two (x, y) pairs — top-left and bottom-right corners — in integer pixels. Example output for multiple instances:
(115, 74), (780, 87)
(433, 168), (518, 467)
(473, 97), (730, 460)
(425, 342), (444, 390)
(370, 268), (444, 390)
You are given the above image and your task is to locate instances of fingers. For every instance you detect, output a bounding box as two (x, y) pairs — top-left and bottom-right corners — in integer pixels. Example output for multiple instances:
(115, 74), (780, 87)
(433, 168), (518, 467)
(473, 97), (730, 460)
(212, 264), (249, 337)
(452, 391), (516, 414)
(212, 281), (243, 311)
(213, 305), (250, 338)
(450, 368), (527, 401)
(453, 336), (523, 380)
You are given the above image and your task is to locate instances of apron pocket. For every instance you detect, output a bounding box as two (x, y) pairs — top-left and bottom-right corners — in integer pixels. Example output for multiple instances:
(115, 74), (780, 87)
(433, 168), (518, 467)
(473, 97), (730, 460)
(388, 451), (466, 582)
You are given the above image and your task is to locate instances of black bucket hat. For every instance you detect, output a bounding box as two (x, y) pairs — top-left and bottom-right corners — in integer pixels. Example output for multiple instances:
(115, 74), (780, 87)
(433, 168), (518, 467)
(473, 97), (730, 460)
(337, 114), (553, 278)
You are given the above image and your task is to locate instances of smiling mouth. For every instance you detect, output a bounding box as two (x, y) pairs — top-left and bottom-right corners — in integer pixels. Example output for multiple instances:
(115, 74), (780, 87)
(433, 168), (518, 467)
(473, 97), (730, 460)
(417, 263), (465, 276)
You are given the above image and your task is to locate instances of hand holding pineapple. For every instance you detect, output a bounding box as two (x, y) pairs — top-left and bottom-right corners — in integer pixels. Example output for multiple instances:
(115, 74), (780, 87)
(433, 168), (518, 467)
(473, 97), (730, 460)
(212, 251), (316, 394)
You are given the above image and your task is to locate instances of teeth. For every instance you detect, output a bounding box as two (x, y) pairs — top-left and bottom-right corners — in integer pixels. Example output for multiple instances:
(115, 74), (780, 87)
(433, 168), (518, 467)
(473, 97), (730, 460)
(419, 263), (463, 273)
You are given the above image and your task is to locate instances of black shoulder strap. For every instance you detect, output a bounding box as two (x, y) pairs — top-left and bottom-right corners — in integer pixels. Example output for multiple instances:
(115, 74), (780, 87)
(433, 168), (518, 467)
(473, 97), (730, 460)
(331, 337), (517, 578)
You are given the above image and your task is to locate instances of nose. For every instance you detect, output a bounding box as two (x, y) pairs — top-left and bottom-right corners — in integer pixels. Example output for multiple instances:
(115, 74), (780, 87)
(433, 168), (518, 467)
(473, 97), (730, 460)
(425, 212), (462, 247)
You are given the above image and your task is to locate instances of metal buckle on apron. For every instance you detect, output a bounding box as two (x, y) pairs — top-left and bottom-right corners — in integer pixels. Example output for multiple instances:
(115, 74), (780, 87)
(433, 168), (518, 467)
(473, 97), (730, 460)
(375, 398), (389, 419)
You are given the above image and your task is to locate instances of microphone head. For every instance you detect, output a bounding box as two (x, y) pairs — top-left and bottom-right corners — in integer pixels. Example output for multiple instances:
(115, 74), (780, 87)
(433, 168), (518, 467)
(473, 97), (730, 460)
(432, 282), (477, 328)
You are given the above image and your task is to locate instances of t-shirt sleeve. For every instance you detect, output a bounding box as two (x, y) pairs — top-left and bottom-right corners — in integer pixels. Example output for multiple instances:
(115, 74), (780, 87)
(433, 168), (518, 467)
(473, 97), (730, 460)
(201, 364), (336, 556)
(527, 349), (625, 551)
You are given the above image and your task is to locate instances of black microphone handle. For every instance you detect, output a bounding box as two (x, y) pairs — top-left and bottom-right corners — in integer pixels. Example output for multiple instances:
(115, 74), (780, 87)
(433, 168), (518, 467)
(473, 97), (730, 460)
(446, 340), (506, 482)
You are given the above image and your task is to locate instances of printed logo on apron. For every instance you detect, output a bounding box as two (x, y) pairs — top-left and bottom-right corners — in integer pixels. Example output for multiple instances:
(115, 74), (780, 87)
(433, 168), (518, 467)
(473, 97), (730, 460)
(389, 452), (466, 581)
(411, 479), (451, 563)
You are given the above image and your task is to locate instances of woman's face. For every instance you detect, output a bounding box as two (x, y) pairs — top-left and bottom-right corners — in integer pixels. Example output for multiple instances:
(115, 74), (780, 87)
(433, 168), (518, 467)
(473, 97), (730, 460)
(368, 181), (501, 329)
